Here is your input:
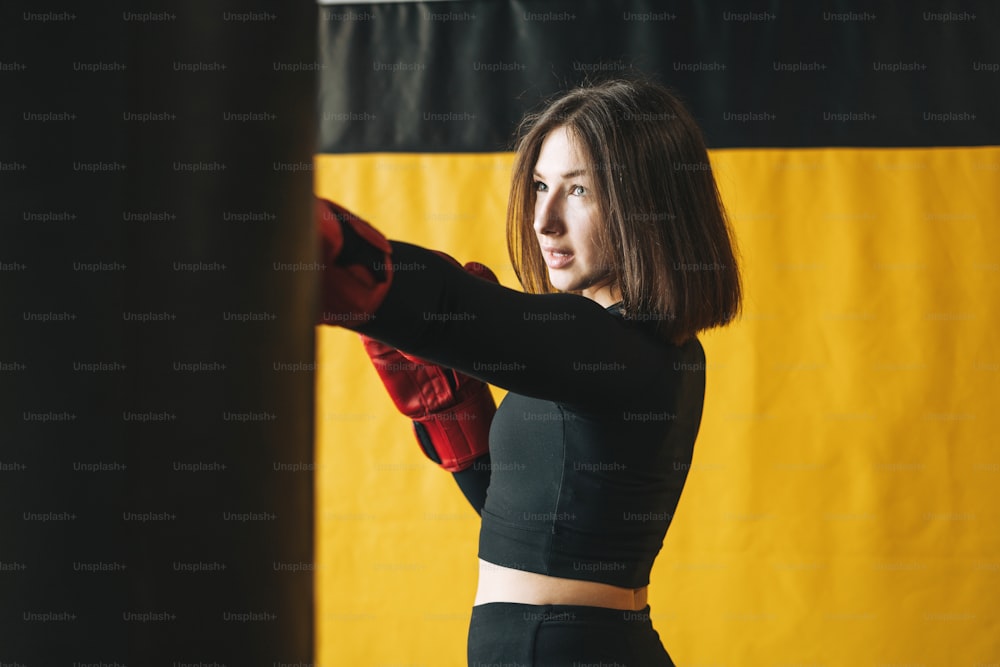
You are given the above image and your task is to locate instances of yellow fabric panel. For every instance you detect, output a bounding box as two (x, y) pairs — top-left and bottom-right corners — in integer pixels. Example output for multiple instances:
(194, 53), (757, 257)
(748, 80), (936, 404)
(315, 148), (1000, 666)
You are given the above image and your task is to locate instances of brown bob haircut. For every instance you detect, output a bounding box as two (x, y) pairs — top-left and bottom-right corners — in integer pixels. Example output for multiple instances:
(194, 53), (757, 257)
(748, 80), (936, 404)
(507, 78), (742, 345)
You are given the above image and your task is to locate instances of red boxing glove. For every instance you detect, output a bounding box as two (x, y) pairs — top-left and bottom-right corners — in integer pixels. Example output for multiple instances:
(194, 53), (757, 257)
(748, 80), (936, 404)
(315, 197), (392, 328)
(361, 258), (499, 472)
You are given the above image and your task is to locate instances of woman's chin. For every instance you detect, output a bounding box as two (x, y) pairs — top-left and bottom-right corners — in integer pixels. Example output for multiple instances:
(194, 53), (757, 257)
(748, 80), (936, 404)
(547, 274), (575, 294)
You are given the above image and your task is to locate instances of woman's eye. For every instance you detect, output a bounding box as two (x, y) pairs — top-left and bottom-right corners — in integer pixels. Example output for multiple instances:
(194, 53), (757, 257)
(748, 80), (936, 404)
(534, 181), (547, 192)
(570, 185), (587, 196)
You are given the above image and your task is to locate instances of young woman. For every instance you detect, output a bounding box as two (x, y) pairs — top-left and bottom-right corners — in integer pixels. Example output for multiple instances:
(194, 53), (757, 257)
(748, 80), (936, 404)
(318, 78), (742, 666)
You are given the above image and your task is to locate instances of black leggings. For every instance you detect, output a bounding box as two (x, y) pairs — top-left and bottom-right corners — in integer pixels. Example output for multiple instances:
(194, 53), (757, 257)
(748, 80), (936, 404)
(468, 602), (675, 666)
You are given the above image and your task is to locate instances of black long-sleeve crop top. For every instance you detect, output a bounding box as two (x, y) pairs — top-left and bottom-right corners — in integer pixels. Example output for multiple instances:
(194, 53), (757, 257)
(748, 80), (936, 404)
(354, 242), (707, 589)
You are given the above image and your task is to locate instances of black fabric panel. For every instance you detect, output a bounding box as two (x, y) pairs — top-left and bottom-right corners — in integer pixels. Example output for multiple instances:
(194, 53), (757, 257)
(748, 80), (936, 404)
(1, 1), (316, 663)
(318, 0), (1000, 151)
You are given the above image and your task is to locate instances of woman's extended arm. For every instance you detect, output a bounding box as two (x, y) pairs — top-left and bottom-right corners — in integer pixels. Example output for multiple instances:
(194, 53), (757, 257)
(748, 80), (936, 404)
(317, 197), (679, 412)
(352, 241), (675, 412)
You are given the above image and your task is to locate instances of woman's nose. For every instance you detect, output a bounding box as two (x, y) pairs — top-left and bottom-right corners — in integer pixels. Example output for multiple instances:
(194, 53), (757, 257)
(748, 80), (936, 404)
(533, 193), (563, 236)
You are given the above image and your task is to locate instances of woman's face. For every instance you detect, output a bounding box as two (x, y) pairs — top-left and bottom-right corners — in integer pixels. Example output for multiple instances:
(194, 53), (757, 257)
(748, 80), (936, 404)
(532, 126), (619, 307)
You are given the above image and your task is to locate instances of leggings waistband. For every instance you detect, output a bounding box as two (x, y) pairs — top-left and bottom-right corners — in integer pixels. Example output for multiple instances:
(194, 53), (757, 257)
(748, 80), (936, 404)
(472, 601), (655, 625)
(468, 602), (674, 667)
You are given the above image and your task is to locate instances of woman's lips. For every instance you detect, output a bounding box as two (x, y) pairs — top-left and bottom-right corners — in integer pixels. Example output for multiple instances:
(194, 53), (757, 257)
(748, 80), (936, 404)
(542, 247), (574, 269)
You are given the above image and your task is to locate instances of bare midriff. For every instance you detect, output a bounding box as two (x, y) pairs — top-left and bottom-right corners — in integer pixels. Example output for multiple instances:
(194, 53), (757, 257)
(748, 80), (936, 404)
(474, 559), (648, 611)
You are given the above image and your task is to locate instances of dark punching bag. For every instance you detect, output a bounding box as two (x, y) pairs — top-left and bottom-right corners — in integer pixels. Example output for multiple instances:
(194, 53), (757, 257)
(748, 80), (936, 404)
(1, 1), (317, 663)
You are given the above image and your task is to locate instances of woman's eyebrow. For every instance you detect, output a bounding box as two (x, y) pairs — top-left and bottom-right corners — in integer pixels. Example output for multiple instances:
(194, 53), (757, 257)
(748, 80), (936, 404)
(532, 168), (588, 179)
